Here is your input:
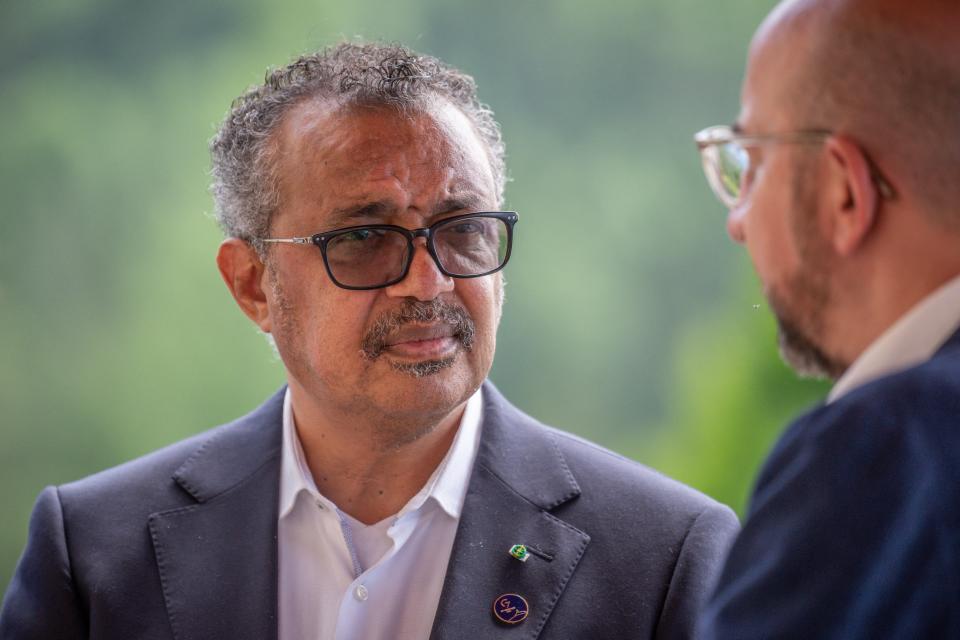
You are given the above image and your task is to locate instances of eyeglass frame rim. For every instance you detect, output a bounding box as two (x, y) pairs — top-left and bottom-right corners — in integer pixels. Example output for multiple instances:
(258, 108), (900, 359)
(694, 124), (834, 149)
(258, 210), (519, 291)
(693, 124), (895, 203)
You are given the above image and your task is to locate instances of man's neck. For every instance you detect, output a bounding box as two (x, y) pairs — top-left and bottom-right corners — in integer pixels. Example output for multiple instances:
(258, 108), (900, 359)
(831, 245), (960, 370)
(287, 384), (467, 525)
(827, 270), (960, 401)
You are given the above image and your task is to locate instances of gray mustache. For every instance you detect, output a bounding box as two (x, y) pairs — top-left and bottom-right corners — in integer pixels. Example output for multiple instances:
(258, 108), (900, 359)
(361, 299), (476, 359)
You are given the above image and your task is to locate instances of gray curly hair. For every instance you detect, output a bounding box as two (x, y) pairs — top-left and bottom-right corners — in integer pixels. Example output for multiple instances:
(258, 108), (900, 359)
(210, 42), (507, 250)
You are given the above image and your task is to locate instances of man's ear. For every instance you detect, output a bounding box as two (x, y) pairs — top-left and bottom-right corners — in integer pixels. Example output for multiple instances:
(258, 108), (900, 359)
(822, 135), (881, 256)
(216, 238), (273, 333)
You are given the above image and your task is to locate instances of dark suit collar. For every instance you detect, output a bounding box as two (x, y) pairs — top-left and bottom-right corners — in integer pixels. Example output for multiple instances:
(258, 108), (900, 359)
(167, 382), (577, 509)
(171, 387), (285, 502)
(150, 388), (285, 640)
(474, 382), (582, 510)
(430, 382), (590, 639)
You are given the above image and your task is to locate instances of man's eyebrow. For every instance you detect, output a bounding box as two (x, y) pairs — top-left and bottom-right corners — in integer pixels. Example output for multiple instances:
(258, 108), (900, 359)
(326, 201), (393, 227)
(432, 195), (486, 217)
(326, 195), (489, 228)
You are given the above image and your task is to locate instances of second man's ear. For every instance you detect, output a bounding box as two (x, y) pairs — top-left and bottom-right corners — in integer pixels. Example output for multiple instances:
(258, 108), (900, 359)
(821, 134), (881, 256)
(216, 238), (274, 333)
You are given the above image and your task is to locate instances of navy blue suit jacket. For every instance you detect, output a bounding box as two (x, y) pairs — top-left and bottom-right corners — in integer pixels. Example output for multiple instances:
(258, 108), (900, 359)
(2, 382), (738, 639)
(701, 327), (960, 638)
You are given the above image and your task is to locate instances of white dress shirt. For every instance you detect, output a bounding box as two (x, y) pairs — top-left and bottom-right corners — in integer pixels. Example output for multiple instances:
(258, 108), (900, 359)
(278, 387), (483, 640)
(829, 273), (960, 402)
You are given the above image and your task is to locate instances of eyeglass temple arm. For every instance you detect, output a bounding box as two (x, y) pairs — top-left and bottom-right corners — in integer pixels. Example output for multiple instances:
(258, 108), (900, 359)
(259, 237), (313, 244)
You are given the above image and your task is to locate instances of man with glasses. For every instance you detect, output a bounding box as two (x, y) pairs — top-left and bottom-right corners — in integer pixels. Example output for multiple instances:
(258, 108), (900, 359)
(694, 0), (960, 637)
(1, 43), (738, 639)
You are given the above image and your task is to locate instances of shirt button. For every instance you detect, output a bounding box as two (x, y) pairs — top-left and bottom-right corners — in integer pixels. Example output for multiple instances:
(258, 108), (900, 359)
(314, 498), (325, 510)
(355, 584), (369, 601)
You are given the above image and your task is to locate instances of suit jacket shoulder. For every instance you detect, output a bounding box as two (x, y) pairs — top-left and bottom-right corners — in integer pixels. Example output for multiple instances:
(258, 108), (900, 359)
(552, 422), (742, 639)
(551, 424), (738, 526)
(701, 329), (960, 639)
(0, 389), (285, 640)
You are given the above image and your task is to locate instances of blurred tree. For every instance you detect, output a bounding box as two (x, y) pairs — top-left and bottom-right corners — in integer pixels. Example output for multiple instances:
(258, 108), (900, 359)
(632, 269), (829, 514)
(0, 0), (807, 595)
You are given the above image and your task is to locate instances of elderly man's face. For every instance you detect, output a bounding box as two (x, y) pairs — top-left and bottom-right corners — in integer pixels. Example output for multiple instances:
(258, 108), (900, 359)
(727, 21), (839, 377)
(263, 99), (503, 431)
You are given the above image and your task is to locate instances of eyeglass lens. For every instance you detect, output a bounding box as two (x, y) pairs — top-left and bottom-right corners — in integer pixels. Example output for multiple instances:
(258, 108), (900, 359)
(326, 229), (409, 287)
(703, 141), (749, 208)
(324, 216), (510, 288)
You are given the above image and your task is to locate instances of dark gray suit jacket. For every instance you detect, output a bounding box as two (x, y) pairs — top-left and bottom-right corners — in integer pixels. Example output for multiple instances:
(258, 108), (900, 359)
(2, 383), (738, 639)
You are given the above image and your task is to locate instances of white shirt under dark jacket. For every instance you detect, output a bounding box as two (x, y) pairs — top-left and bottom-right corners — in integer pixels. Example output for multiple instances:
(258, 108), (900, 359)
(829, 273), (960, 403)
(278, 387), (484, 640)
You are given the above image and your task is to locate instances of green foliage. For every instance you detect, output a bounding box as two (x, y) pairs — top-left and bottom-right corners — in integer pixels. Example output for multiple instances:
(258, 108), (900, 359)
(0, 0), (814, 595)
(631, 268), (829, 514)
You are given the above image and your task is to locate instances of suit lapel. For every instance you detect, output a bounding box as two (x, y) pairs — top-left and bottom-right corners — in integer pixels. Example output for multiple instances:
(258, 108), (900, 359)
(148, 389), (285, 640)
(430, 383), (590, 640)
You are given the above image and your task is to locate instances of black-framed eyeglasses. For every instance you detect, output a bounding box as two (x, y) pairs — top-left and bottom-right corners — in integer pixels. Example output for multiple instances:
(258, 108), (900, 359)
(694, 125), (895, 209)
(259, 211), (519, 290)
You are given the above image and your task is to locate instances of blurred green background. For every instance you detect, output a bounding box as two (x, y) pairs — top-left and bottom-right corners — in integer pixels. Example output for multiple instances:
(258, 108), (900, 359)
(0, 0), (828, 595)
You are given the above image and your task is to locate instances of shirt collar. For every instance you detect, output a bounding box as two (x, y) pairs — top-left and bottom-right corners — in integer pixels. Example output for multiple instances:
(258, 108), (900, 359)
(410, 386), (483, 519)
(829, 273), (960, 403)
(278, 388), (321, 519)
(278, 386), (484, 521)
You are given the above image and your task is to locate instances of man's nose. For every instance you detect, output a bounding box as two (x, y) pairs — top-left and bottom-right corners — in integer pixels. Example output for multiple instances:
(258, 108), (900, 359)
(384, 240), (454, 301)
(726, 207), (747, 244)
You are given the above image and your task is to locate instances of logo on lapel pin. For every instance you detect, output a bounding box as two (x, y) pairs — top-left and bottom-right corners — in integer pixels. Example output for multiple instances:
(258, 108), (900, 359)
(508, 544), (530, 562)
(493, 593), (529, 624)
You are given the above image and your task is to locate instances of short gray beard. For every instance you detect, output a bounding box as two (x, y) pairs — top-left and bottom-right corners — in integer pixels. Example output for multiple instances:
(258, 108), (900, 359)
(772, 294), (844, 379)
(391, 358), (456, 377)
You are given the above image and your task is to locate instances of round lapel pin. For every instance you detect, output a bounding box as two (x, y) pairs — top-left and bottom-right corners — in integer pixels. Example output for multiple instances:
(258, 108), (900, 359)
(508, 544), (530, 562)
(493, 593), (529, 624)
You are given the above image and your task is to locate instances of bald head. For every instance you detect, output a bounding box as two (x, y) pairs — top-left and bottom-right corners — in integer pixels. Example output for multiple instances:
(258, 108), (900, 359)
(749, 0), (960, 228)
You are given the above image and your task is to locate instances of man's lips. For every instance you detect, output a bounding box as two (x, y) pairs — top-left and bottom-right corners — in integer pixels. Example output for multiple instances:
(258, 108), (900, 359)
(360, 300), (475, 360)
(382, 324), (459, 359)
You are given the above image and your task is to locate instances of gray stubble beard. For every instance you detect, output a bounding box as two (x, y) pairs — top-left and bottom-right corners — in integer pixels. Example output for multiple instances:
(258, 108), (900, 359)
(772, 163), (847, 380)
(391, 357), (458, 378)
